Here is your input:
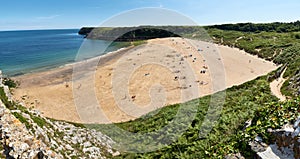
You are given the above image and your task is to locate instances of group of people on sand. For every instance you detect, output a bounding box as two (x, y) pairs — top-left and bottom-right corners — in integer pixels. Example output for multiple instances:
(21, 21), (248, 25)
(170, 38), (211, 82)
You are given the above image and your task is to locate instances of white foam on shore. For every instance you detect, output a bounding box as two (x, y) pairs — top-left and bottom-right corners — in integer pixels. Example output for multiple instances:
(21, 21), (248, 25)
(63, 47), (128, 67)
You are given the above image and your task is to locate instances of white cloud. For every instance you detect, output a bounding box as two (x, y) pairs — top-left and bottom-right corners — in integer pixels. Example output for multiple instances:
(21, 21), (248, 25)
(36, 15), (61, 20)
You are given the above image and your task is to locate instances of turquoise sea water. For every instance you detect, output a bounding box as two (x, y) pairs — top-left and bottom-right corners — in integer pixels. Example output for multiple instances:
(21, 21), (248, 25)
(0, 29), (121, 76)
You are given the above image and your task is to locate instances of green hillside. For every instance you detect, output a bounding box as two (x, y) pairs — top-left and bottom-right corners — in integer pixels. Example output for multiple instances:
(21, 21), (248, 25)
(80, 22), (300, 158)
(207, 26), (300, 97)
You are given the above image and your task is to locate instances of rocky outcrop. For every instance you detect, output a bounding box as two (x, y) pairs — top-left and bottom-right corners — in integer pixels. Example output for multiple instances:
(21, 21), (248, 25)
(0, 72), (119, 158)
(0, 100), (58, 158)
(252, 118), (300, 159)
(78, 27), (94, 37)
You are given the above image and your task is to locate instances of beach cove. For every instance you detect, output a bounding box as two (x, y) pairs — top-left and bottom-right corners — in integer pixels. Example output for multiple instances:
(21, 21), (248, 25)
(12, 37), (278, 123)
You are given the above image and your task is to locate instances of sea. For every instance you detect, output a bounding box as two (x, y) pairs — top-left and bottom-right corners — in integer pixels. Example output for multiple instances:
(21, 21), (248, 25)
(0, 29), (123, 76)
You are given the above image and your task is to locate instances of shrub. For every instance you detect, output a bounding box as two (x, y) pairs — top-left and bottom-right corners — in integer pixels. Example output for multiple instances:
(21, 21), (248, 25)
(3, 78), (18, 88)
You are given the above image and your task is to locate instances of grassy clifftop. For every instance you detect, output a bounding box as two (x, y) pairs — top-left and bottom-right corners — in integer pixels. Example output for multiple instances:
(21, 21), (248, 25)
(78, 26), (210, 41)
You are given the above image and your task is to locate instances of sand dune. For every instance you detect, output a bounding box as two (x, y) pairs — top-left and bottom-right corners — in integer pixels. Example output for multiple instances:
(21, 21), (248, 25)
(12, 38), (278, 123)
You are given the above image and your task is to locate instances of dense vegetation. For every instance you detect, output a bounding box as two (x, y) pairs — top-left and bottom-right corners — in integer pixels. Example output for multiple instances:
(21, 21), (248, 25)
(79, 27), (181, 41)
(205, 21), (300, 33)
(245, 97), (300, 144)
(78, 26), (210, 41)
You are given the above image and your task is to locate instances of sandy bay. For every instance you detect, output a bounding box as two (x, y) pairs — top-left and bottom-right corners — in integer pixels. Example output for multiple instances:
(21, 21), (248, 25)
(12, 37), (278, 123)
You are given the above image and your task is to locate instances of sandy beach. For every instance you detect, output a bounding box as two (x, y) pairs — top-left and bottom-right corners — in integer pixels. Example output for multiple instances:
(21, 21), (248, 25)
(12, 38), (278, 123)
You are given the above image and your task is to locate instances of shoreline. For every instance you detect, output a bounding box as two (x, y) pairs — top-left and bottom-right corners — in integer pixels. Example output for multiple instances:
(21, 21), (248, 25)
(11, 37), (278, 123)
(11, 46), (135, 89)
(9, 38), (277, 79)
(9, 46), (133, 78)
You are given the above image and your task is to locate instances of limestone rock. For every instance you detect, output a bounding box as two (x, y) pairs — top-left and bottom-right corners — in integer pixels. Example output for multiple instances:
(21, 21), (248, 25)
(0, 83), (119, 158)
(255, 120), (300, 159)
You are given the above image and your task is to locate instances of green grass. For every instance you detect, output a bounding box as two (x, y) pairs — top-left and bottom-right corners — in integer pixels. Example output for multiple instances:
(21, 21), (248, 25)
(207, 29), (299, 60)
(131, 40), (147, 46)
(87, 77), (278, 158)
(12, 112), (31, 129)
(47, 117), (85, 128)
(30, 115), (47, 128)
(207, 29), (300, 97)
(0, 87), (14, 109)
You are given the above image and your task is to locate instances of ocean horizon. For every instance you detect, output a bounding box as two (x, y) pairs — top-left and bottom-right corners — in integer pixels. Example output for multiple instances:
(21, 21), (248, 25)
(0, 29), (123, 76)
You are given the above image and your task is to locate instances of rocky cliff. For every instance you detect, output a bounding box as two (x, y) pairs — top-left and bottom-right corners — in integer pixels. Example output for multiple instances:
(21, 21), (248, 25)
(0, 71), (119, 158)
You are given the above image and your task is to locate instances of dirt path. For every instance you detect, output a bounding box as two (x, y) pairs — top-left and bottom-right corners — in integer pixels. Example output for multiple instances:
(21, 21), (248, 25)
(270, 67), (287, 101)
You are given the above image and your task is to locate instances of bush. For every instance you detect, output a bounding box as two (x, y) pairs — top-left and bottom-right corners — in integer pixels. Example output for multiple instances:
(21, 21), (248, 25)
(3, 78), (18, 88)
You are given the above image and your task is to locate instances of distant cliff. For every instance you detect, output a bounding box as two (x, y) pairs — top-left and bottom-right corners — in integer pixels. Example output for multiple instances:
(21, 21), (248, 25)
(78, 26), (186, 41)
(78, 27), (94, 36)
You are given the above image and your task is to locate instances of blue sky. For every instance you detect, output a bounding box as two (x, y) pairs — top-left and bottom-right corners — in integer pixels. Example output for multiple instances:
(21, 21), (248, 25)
(1, 0), (299, 30)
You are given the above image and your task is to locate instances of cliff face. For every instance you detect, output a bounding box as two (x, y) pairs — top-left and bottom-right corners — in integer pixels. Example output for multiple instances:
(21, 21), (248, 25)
(0, 99), (53, 158)
(0, 72), (119, 158)
(78, 27), (94, 36)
